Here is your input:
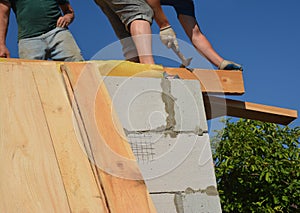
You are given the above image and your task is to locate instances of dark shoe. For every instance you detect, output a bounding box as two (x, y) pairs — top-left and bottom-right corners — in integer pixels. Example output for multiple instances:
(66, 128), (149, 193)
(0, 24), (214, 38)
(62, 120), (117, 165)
(219, 60), (243, 71)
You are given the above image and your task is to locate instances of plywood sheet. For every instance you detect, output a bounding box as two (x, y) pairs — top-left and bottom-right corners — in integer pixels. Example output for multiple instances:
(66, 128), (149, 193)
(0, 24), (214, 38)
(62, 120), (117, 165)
(33, 63), (108, 212)
(0, 63), (70, 212)
(61, 63), (157, 213)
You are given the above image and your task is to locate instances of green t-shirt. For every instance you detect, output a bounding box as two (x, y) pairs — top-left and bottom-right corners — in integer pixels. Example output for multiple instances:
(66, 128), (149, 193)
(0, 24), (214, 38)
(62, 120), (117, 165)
(9, 0), (69, 40)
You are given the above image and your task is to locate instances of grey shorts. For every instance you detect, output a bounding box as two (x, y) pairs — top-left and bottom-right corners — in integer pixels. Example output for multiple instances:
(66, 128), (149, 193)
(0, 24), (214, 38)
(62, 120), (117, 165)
(94, 0), (153, 30)
(18, 27), (83, 61)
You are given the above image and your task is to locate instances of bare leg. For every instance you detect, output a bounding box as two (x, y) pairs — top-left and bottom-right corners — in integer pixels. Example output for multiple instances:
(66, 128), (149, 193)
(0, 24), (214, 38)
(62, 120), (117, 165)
(130, 19), (155, 64)
(178, 14), (223, 67)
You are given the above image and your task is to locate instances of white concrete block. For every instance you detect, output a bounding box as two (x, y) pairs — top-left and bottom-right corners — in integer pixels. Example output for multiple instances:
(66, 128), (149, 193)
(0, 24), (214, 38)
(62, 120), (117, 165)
(104, 77), (208, 132)
(103, 76), (222, 212)
(127, 133), (217, 192)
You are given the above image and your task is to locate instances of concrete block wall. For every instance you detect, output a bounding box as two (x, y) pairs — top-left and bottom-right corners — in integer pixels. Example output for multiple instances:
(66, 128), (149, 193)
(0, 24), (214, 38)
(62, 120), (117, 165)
(104, 76), (222, 212)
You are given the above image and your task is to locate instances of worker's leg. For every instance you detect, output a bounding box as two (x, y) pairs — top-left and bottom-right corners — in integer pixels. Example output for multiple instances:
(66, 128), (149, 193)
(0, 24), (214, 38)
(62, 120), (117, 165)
(178, 14), (223, 67)
(47, 27), (84, 62)
(94, 0), (139, 62)
(129, 19), (154, 64)
(104, 0), (155, 64)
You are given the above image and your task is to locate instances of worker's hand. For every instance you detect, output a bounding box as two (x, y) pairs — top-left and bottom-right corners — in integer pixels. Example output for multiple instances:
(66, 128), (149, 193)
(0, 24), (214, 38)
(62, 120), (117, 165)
(57, 14), (73, 28)
(0, 44), (10, 58)
(159, 25), (179, 51)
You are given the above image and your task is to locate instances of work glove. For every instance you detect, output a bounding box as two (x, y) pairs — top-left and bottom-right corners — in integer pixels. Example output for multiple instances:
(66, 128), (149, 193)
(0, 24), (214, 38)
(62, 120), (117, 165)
(159, 25), (179, 51)
(219, 59), (243, 71)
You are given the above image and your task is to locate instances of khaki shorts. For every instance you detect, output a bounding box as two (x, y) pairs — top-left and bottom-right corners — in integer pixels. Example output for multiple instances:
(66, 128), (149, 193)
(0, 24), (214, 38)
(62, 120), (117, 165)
(94, 0), (153, 60)
(94, 0), (153, 31)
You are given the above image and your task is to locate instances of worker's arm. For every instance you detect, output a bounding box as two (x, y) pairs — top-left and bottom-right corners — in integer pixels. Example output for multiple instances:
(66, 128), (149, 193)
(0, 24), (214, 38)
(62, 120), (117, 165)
(146, 0), (169, 29)
(0, 1), (10, 58)
(146, 0), (179, 50)
(57, 2), (74, 28)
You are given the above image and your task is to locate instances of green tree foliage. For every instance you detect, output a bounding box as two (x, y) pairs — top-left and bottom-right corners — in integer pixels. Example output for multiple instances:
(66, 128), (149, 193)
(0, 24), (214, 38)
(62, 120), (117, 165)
(212, 119), (300, 212)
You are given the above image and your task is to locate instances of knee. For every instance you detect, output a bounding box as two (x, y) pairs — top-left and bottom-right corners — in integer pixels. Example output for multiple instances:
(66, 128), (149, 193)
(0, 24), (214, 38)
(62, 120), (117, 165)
(191, 26), (205, 43)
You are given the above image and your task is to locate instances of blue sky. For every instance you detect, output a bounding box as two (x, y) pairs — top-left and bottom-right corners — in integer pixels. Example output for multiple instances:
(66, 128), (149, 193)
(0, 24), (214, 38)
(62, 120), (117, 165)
(5, 0), (300, 128)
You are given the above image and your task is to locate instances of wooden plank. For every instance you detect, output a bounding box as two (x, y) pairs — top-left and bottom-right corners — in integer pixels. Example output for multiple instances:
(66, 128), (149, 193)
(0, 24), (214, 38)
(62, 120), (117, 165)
(1, 59), (244, 94)
(33, 63), (108, 212)
(0, 58), (164, 78)
(0, 57), (48, 63)
(61, 63), (157, 213)
(0, 63), (70, 212)
(164, 67), (245, 95)
(203, 95), (298, 125)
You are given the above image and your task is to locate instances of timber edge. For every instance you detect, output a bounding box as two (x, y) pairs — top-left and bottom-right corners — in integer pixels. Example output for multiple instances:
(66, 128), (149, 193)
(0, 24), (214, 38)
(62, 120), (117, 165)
(0, 58), (297, 125)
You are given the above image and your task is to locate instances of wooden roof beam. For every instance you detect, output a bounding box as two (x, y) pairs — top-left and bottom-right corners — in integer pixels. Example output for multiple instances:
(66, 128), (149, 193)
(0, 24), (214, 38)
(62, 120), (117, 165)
(203, 95), (298, 125)
(164, 68), (245, 95)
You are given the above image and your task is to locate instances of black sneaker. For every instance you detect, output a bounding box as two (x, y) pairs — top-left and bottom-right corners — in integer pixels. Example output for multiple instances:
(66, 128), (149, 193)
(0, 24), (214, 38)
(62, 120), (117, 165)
(219, 60), (243, 71)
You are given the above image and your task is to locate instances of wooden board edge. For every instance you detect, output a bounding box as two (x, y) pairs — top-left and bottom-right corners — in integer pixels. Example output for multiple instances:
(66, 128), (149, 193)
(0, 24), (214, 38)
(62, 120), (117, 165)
(203, 95), (298, 125)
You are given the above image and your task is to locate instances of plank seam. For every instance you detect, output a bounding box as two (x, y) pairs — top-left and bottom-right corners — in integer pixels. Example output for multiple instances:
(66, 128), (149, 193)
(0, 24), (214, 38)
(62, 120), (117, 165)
(60, 64), (111, 212)
(32, 67), (72, 213)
